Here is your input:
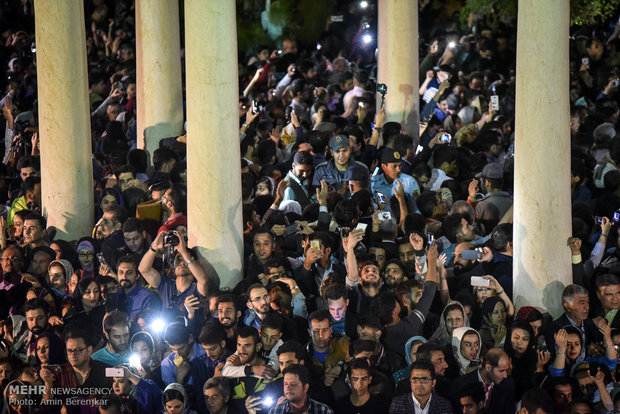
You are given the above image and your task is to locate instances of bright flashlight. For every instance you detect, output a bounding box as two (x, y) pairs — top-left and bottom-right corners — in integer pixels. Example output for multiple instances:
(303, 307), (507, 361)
(150, 318), (166, 333)
(447, 41), (456, 48)
(360, 1), (368, 8)
(263, 396), (274, 407)
(129, 354), (141, 369)
(362, 34), (372, 44)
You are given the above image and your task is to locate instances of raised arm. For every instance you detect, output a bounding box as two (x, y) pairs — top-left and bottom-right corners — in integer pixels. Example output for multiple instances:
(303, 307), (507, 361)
(174, 230), (210, 297)
(138, 231), (165, 288)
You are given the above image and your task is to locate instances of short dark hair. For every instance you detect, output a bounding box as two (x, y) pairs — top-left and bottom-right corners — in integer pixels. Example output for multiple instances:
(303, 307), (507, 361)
(350, 339), (377, 357)
(24, 212), (46, 229)
(102, 310), (130, 335)
(324, 283), (348, 302)
(114, 164), (136, 180)
(22, 176), (40, 194)
(236, 326), (260, 345)
(520, 388), (554, 414)
(595, 273), (620, 290)
(490, 223), (512, 252)
(409, 359), (436, 379)
(116, 254), (139, 270)
(433, 146), (458, 169)
(457, 382), (485, 403)
(153, 148), (177, 171)
(103, 205), (128, 225)
(282, 364), (311, 385)
(122, 217), (144, 234)
(252, 228), (274, 244)
(198, 323), (227, 346)
(416, 191), (440, 219)
(164, 322), (191, 346)
(442, 213), (468, 244)
(293, 150), (314, 167)
(64, 329), (92, 347)
(308, 309), (331, 327)
(24, 298), (49, 315)
(246, 283), (267, 299)
(261, 313), (284, 332)
(276, 340), (306, 360)
(348, 358), (371, 376)
(167, 184), (187, 215)
(216, 294), (239, 312)
(356, 314), (382, 331)
(17, 155), (40, 171)
(416, 342), (445, 362)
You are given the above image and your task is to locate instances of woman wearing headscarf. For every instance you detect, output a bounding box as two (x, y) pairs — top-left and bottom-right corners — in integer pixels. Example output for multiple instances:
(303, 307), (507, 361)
(451, 326), (482, 377)
(428, 301), (470, 348)
(392, 335), (427, 384)
(478, 296), (508, 350)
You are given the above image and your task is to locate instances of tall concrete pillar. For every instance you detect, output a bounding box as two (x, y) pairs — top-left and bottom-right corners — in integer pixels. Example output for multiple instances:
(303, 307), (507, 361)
(377, 0), (419, 143)
(184, 1), (242, 289)
(135, 0), (184, 157)
(513, 0), (571, 317)
(34, 0), (94, 240)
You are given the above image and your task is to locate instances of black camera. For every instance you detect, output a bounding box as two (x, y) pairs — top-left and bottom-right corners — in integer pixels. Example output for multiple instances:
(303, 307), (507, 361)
(164, 232), (180, 247)
(376, 83), (387, 95)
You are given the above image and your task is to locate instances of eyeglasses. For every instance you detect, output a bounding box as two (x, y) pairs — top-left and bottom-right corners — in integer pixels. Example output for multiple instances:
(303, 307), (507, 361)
(66, 347), (88, 355)
(78, 252), (94, 257)
(0, 257), (20, 262)
(410, 377), (432, 384)
(251, 295), (270, 303)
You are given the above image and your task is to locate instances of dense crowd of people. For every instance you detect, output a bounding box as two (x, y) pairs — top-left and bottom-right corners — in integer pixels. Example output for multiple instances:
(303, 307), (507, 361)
(0, 0), (619, 413)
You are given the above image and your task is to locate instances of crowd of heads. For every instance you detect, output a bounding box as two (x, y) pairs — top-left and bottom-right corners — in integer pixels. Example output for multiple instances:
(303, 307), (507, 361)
(0, 1), (618, 414)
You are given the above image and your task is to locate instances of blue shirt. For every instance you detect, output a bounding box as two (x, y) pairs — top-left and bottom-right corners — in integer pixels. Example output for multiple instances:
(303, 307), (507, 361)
(114, 285), (162, 321)
(157, 276), (204, 316)
(91, 345), (130, 367)
(161, 341), (213, 412)
(370, 172), (420, 212)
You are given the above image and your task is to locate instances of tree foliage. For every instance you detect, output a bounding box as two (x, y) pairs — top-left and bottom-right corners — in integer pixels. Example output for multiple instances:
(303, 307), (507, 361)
(462, 0), (619, 26)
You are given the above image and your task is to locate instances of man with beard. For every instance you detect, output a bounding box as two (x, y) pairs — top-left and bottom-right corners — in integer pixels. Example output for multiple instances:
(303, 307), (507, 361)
(215, 294), (242, 351)
(114, 254), (162, 321)
(307, 310), (349, 382)
(11, 298), (63, 364)
(223, 327), (278, 411)
(139, 229), (210, 317)
(397, 237), (417, 277)
(161, 322), (212, 412)
(157, 184), (187, 235)
(198, 323), (231, 377)
(92, 311), (131, 366)
(22, 212), (48, 260)
(99, 205), (129, 272)
(383, 259), (408, 291)
(244, 284), (272, 331)
(267, 365), (333, 414)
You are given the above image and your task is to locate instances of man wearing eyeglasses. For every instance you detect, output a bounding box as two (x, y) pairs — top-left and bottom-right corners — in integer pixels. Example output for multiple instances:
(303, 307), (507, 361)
(389, 360), (453, 414)
(0, 245), (24, 288)
(244, 284), (272, 331)
(40, 329), (113, 404)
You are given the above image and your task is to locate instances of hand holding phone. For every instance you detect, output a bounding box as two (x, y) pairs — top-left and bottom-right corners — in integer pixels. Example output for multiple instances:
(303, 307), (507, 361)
(470, 276), (490, 287)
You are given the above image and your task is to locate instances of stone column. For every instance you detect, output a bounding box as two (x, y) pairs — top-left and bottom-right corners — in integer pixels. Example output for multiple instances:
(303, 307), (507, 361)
(184, 1), (242, 289)
(377, 0), (419, 143)
(34, 0), (94, 240)
(513, 0), (570, 318)
(135, 0), (184, 157)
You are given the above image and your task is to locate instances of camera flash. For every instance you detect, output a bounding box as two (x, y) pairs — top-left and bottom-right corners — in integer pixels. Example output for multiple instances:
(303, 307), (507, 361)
(362, 34), (372, 44)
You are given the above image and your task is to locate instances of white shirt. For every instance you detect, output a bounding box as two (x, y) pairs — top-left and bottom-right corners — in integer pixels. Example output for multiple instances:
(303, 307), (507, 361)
(412, 393), (432, 414)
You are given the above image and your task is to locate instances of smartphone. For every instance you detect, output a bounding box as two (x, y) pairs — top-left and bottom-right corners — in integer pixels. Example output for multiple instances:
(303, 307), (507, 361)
(461, 250), (482, 260)
(470, 276), (490, 287)
(105, 367), (124, 377)
(427, 233), (435, 247)
(595, 216), (603, 224)
(439, 133), (452, 144)
(355, 222), (368, 232)
(283, 222), (300, 237)
(490, 95), (499, 111)
(331, 15), (343, 22)
(262, 396), (275, 407)
(340, 227), (352, 238)
(379, 211), (391, 220)
(376, 192), (387, 205)
(415, 145), (424, 155)
(173, 355), (184, 367)
(310, 240), (321, 251)
(196, 298), (210, 308)
(614, 211), (620, 223)
(582, 57), (589, 67)
(251, 100), (258, 115)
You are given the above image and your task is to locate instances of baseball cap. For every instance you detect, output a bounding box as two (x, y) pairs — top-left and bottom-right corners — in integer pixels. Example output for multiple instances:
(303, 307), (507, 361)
(380, 150), (402, 164)
(329, 134), (349, 151)
(475, 163), (503, 179)
(343, 165), (369, 181)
